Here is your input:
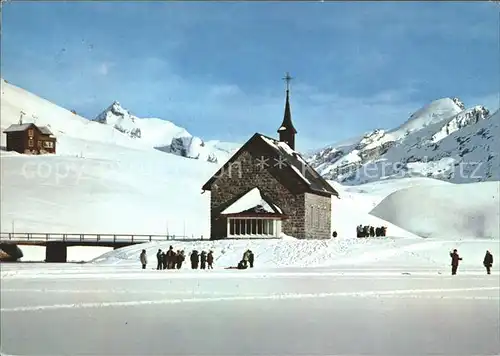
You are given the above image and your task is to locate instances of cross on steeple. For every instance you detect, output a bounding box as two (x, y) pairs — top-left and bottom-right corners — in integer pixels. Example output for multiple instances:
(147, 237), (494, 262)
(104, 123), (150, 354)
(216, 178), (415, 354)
(282, 72), (293, 92)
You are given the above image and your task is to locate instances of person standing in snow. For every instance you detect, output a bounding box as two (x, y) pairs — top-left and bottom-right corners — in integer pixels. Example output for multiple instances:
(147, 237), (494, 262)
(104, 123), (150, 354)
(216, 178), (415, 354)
(200, 251), (207, 269)
(243, 250), (250, 265)
(140, 249), (147, 269)
(176, 250), (185, 269)
(156, 249), (163, 270)
(450, 249), (463, 275)
(248, 250), (254, 268)
(483, 250), (493, 274)
(166, 246), (176, 269)
(162, 250), (167, 270)
(207, 250), (214, 269)
(190, 250), (199, 269)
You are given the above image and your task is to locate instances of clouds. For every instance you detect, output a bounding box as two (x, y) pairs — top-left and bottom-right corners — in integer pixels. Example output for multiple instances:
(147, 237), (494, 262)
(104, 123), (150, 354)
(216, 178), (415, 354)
(97, 62), (114, 76)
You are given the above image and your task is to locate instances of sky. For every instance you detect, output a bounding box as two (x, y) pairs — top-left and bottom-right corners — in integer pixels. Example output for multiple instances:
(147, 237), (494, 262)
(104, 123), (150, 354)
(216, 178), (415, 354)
(2, 1), (499, 151)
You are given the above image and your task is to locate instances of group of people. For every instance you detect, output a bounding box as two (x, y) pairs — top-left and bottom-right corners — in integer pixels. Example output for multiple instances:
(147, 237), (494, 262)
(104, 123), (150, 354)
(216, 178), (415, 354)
(187, 249), (214, 270)
(140, 246), (495, 276)
(155, 246), (186, 269)
(450, 249), (494, 275)
(138, 246), (214, 270)
(356, 224), (387, 238)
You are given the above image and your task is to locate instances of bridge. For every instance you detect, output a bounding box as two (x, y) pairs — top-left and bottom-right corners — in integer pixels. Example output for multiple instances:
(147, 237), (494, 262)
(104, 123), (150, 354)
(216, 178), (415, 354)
(0, 232), (203, 262)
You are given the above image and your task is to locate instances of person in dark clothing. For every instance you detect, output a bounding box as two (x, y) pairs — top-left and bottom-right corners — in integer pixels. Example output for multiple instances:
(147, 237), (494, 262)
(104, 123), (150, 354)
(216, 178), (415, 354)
(176, 250), (185, 269)
(162, 251), (167, 270)
(332, 231), (337, 238)
(225, 260), (247, 270)
(200, 251), (207, 269)
(207, 251), (214, 269)
(248, 250), (254, 268)
(156, 249), (163, 270)
(450, 249), (463, 275)
(369, 226), (375, 237)
(166, 246), (176, 269)
(483, 250), (493, 274)
(375, 227), (380, 237)
(140, 249), (147, 269)
(190, 250), (199, 269)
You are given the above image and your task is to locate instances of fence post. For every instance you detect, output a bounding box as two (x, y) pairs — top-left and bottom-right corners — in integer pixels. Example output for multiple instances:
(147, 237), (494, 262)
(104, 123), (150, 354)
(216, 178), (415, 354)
(149, 235), (152, 242)
(113, 235), (116, 244)
(131, 235), (134, 243)
(97, 234), (100, 242)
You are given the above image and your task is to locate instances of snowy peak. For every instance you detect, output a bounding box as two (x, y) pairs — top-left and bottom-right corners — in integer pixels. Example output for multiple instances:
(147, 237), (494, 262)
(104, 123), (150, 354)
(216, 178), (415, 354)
(429, 105), (490, 143)
(307, 97), (497, 185)
(94, 101), (142, 138)
(93, 101), (239, 163)
(393, 98), (463, 138)
(452, 97), (465, 110)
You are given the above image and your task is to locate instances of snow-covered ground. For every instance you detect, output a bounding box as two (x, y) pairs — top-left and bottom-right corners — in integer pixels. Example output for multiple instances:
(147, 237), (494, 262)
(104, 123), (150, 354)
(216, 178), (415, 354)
(371, 181), (500, 239)
(1, 263), (499, 355)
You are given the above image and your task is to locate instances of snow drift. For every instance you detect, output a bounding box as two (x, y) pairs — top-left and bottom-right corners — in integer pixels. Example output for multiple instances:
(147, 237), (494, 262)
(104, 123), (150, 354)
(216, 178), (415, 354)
(370, 181), (500, 239)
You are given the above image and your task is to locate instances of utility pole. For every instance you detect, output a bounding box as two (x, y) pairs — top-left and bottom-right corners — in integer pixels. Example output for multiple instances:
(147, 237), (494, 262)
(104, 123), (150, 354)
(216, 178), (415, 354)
(166, 220), (169, 240)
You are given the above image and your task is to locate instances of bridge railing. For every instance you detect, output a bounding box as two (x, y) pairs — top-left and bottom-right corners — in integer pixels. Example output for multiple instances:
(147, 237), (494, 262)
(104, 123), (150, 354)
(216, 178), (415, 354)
(0, 232), (202, 243)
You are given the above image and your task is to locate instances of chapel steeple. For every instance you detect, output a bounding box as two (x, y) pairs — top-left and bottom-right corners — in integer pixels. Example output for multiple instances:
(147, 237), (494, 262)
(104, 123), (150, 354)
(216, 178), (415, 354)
(277, 72), (297, 150)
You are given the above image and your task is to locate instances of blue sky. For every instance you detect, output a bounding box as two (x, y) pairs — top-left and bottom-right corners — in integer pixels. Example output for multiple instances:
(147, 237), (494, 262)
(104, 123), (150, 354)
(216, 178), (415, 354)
(2, 1), (499, 151)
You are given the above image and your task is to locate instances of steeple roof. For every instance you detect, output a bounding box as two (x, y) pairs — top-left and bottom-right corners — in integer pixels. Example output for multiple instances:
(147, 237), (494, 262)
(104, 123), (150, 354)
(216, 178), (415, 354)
(278, 89), (297, 134)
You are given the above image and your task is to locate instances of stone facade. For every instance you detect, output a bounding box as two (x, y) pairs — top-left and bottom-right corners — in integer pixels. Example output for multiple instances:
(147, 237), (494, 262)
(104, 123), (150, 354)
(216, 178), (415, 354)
(209, 150), (331, 239)
(304, 192), (332, 239)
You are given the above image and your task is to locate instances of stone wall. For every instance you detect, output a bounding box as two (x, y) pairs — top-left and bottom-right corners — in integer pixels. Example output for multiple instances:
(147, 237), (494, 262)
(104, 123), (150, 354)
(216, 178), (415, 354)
(209, 151), (306, 239)
(304, 192), (332, 239)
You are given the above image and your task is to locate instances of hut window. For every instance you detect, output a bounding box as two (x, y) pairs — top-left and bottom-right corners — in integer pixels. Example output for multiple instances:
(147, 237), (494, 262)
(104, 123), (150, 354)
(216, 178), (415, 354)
(28, 140), (34, 147)
(37, 140), (42, 148)
(28, 129), (34, 137)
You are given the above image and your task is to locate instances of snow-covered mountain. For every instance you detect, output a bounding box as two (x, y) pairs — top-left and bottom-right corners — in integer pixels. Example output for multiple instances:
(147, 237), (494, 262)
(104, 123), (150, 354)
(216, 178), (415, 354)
(307, 97), (497, 185)
(0, 79), (238, 163)
(93, 101), (238, 163)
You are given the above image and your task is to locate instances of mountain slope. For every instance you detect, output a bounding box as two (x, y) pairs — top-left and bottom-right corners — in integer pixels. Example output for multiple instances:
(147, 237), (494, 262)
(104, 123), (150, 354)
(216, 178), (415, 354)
(93, 101), (239, 163)
(0, 79), (149, 152)
(308, 97), (495, 185)
(0, 79), (238, 163)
